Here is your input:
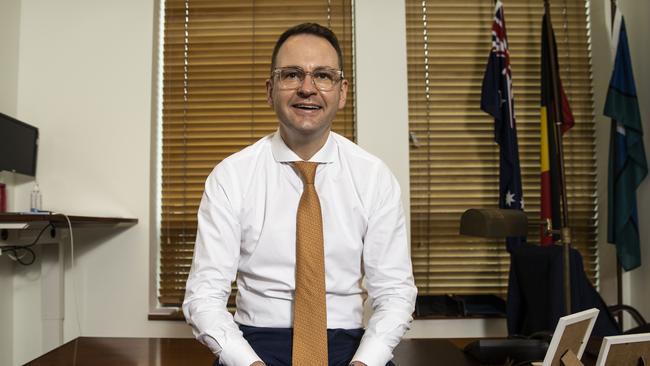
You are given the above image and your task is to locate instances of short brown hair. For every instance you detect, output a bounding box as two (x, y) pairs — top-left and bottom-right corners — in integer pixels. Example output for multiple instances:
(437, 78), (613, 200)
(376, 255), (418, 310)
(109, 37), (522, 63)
(270, 23), (344, 72)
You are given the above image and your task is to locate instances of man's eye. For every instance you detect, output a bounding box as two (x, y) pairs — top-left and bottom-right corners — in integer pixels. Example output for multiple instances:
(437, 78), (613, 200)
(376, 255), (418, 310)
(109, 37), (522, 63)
(313, 71), (334, 81)
(282, 71), (302, 80)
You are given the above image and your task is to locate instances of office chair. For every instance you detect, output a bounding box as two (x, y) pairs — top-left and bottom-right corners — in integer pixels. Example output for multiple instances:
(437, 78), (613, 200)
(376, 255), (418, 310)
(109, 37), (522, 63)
(608, 304), (650, 335)
(506, 243), (621, 338)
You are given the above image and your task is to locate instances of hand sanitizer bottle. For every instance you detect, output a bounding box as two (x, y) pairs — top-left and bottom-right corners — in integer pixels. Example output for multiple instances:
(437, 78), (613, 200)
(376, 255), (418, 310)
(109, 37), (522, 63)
(30, 182), (42, 212)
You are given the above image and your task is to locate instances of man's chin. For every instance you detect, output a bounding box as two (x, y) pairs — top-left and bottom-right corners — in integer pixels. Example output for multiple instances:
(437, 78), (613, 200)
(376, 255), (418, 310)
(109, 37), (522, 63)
(280, 121), (331, 137)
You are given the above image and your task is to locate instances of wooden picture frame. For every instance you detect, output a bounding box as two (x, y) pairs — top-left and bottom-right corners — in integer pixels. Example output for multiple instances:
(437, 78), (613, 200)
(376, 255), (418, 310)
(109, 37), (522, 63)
(540, 308), (600, 366)
(595, 332), (650, 366)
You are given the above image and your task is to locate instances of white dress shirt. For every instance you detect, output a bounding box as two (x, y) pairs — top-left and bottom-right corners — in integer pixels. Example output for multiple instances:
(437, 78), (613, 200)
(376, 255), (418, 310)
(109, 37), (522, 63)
(183, 131), (417, 366)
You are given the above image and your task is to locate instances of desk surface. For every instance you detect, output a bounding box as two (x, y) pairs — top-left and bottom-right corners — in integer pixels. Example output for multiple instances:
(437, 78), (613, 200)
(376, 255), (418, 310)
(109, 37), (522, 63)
(0, 213), (137, 227)
(25, 337), (481, 366)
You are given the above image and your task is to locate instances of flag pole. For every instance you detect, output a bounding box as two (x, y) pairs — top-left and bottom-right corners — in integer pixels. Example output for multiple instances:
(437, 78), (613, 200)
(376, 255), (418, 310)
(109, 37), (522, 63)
(609, 0), (624, 330)
(543, 0), (572, 315)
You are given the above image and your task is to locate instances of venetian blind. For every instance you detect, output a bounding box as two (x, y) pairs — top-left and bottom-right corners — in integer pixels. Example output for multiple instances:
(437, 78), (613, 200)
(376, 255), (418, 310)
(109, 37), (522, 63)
(406, 0), (597, 296)
(159, 0), (355, 308)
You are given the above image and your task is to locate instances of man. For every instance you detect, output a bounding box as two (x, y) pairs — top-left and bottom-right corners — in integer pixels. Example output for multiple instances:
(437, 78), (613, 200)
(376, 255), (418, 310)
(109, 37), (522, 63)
(183, 23), (417, 366)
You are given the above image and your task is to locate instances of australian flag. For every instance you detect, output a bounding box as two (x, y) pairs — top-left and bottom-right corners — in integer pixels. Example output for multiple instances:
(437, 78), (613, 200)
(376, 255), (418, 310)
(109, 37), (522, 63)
(480, 0), (525, 251)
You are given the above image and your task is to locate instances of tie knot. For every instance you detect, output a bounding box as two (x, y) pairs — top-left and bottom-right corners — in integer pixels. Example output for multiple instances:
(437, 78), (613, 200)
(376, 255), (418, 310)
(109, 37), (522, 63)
(293, 161), (318, 185)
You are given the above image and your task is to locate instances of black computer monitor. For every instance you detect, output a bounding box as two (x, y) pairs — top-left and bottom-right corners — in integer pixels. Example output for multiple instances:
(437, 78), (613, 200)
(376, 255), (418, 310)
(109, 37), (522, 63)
(0, 112), (39, 177)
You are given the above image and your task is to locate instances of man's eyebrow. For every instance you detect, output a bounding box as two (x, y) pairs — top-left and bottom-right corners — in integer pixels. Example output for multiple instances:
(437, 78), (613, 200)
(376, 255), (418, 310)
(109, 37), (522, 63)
(277, 65), (340, 70)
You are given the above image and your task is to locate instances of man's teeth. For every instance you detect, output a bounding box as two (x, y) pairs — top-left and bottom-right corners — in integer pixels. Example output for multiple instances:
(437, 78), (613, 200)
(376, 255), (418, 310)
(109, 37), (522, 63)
(295, 104), (320, 110)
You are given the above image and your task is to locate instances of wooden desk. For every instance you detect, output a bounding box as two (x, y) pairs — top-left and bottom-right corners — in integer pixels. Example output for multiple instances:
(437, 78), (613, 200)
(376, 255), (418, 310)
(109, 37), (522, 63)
(25, 337), (482, 366)
(0, 213), (138, 229)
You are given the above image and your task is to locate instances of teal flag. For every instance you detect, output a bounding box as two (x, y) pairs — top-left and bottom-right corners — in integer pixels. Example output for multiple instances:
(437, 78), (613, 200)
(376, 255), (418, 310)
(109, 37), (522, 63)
(604, 10), (648, 271)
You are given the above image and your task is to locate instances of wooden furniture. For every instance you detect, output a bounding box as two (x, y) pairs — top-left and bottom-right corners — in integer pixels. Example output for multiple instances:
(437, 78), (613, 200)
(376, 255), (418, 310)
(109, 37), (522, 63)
(0, 214), (137, 354)
(24, 336), (604, 365)
(0, 213), (138, 229)
(25, 337), (481, 366)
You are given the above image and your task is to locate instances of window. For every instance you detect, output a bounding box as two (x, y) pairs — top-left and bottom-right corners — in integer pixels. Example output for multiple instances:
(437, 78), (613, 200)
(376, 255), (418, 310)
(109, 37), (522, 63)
(405, 0), (597, 297)
(157, 0), (355, 313)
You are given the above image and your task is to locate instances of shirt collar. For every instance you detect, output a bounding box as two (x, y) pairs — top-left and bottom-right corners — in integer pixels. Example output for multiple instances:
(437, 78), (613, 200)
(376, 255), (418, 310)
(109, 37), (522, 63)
(271, 130), (336, 164)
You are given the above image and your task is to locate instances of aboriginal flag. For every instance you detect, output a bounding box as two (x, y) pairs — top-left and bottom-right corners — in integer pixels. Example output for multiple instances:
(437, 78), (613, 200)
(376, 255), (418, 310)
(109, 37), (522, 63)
(539, 9), (574, 245)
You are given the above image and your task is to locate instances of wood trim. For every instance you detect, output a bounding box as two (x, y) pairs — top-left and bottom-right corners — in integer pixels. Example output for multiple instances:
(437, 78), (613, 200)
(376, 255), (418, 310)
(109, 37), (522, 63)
(0, 213), (138, 226)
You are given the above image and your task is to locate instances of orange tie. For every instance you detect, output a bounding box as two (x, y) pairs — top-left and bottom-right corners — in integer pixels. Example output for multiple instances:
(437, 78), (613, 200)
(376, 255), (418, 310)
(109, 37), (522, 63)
(292, 161), (328, 366)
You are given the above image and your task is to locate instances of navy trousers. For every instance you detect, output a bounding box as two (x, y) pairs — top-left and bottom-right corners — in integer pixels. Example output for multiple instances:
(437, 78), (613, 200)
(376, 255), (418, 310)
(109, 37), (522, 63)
(214, 325), (395, 366)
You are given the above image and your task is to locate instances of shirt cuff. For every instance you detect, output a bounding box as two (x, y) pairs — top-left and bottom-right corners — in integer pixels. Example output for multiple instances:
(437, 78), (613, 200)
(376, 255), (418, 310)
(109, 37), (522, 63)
(215, 337), (263, 366)
(350, 336), (393, 366)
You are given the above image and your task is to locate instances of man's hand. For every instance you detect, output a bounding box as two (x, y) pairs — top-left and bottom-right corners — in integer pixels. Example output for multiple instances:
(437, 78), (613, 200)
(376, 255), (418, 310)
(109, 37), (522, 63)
(350, 362), (367, 366)
(250, 362), (265, 366)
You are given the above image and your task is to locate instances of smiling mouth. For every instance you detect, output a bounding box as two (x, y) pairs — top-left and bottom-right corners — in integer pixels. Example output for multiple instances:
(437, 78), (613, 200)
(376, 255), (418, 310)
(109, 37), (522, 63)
(292, 103), (322, 111)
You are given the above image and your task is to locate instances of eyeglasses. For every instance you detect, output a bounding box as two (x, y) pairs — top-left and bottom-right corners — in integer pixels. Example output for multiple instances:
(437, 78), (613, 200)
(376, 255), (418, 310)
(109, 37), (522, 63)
(271, 67), (344, 91)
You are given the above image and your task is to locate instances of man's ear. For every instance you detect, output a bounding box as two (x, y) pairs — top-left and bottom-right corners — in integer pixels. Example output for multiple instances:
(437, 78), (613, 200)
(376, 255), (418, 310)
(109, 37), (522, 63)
(266, 79), (273, 106)
(338, 79), (349, 110)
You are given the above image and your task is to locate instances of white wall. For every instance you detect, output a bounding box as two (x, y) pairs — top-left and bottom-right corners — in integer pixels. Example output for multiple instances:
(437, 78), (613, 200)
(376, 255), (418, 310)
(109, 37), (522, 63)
(4, 0), (650, 364)
(0, 228), (15, 366)
(10, 0), (189, 364)
(0, 0), (21, 364)
(355, 0), (411, 217)
(0, 0), (20, 115)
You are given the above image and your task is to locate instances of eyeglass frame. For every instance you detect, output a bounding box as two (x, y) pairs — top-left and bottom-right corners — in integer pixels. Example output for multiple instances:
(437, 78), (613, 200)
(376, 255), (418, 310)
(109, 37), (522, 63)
(270, 66), (345, 92)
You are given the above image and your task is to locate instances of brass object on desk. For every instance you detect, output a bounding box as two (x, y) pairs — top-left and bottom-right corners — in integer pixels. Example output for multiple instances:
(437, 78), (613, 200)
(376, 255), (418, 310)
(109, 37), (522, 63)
(459, 208), (528, 238)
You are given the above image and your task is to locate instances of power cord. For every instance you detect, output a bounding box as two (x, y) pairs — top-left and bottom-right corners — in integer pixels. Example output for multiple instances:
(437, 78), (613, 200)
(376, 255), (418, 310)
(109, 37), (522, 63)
(52, 212), (82, 339)
(0, 222), (53, 265)
(0, 213), (82, 337)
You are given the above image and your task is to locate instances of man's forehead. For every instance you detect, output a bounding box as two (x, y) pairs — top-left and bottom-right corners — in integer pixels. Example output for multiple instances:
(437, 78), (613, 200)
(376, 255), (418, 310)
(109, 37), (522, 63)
(275, 34), (339, 68)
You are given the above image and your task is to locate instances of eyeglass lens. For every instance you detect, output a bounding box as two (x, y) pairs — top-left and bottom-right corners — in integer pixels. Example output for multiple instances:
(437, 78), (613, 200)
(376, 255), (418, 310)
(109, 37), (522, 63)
(276, 68), (341, 91)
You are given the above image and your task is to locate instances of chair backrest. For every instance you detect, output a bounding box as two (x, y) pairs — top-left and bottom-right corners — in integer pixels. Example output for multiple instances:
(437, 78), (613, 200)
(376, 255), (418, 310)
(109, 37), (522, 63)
(506, 244), (620, 338)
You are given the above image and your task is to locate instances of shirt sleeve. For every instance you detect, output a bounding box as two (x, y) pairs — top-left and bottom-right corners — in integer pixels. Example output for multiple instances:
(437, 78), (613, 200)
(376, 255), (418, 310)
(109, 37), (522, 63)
(182, 165), (263, 366)
(351, 166), (418, 366)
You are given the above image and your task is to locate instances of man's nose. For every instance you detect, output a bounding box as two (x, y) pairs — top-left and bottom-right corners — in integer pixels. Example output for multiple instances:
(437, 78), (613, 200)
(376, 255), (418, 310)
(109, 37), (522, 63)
(297, 73), (317, 95)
